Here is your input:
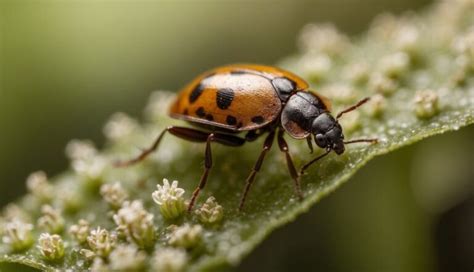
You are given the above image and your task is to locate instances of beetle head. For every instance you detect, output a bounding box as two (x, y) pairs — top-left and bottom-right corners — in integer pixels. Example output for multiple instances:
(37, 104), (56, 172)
(311, 113), (345, 155)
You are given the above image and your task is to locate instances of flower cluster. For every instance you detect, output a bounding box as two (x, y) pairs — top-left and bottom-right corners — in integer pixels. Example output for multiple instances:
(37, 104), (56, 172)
(100, 182), (129, 209)
(413, 89), (440, 119)
(2, 220), (34, 252)
(113, 200), (155, 249)
(37, 233), (65, 261)
(168, 224), (203, 249)
(69, 219), (90, 244)
(26, 171), (53, 203)
(37, 205), (64, 234)
(195, 196), (224, 225)
(108, 244), (147, 271)
(152, 247), (188, 272)
(86, 227), (117, 258)
(152, 179), (186, 220)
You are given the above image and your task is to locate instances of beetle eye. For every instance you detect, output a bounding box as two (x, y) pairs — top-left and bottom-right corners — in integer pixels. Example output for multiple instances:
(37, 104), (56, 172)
(315, 134), (327, 147)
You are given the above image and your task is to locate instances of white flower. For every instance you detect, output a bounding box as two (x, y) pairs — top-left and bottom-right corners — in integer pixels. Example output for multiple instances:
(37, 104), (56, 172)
(26, 171), (53, 202)
(168, 224), (203, 249)
(37, 205), (64, 234)
(369, 72), (398, 95)
(152, 179), (186, 220)
(103, 112), (138, 141)
(72, 155), (107, 184)
(2, 219), (34, 252)
(100, 183), (128, 209)
(299, 23), (350, 56)
(87, 227), (116, 258)
(144, 91), (176, 121)
(90, 257), (109, 272)
(37, 233), (65, 261)
(108, 244), (146, 271)
(152, 247), (188, 272)
(195, 196), (224, 225)
(69, 219), (90, 244)
(2, 204), (31, 223)
(364, 94), (386, 117)
(65, 139), (97, 161)
(113, 201), (155, 248)
(413, 89), (440, 118)
(378, 51), (410, 78)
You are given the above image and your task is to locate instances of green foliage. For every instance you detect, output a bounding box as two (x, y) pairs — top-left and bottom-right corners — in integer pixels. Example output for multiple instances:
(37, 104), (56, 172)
(1, 0), (473, 271)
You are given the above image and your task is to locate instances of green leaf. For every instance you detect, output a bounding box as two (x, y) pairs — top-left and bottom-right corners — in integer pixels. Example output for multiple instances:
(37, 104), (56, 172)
(1, 1), (473, 271)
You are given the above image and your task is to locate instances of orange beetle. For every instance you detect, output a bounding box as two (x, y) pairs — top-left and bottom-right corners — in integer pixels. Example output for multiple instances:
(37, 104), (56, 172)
(117, 64), (377, 211)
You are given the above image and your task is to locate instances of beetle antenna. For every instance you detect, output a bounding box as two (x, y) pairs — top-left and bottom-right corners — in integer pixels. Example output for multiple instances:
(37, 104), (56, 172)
(336, 97), (370, 120)
(344, 138), (378, 145)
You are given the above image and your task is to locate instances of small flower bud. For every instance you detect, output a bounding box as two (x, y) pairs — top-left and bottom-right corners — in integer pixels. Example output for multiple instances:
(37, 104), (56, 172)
(37, 233), (65, 261)
(109, 244), (146, 271)
(298, 54), (332, 82)
(2, 204), (31, 223)
(364, 94), (387, 117)
(145, 91), (177, 121)
(168, 224), (203, 249)
(26, 171), (53, 203)
(298, 23), (350, 56)
(87, 227), (116, 258)
(55, 185), (83, 213)
(152, 179), (186, 220)
(2, 220), (34, 252)
(378, 52), (410, 78)
(37, 205), (64, 234)
(195, 196), (224, 225)
(113, 201), (155, 249)
(343, 63), (369, 85)
(90, 257), (109, 272)
(321, 84), (357, 104)
(69, 219), (90, 244)
(413, 90), (440, 119)
(152, 248), (188, 272)
(72, 155), (107, 189)
(65, 139), (97, 161)
(103, 112), (138, 141)
(100, 182), (128, 209)
(369, 72), (398, 95)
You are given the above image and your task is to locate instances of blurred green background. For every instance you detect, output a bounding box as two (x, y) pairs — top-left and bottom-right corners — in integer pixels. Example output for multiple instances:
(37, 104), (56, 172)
(1, 0), (473, 271)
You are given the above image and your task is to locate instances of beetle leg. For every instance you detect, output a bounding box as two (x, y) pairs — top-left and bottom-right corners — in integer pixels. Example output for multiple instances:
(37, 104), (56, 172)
(277, 130), (303, 201)
(115, 126), (245, 166)
(306, 135), (314, 154)
(187, 132), (246, 212)
(239, 130), (276, 211)
(344, 138), (378, 145)
(188, 133), (214, 212)
(299, 149), (331, 176)
(114, 126), (209, 167)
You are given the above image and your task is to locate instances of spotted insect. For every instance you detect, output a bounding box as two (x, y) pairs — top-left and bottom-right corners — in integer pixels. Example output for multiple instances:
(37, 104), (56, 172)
(117, 64), (377, 211)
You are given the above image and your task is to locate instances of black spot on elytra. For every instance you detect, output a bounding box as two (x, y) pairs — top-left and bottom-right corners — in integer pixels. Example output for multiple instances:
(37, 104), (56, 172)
(216, 88), (235, 110)
(189, 84), (205, 103)
(226, 115), (237, 125)
(251, 116), (265, 124)
(196, 107), (206, 117)
(205, 114), (214, 121)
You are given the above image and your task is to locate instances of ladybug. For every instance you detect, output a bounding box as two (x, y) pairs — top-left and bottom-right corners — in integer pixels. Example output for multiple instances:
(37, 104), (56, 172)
(117, 64), (377, 211)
